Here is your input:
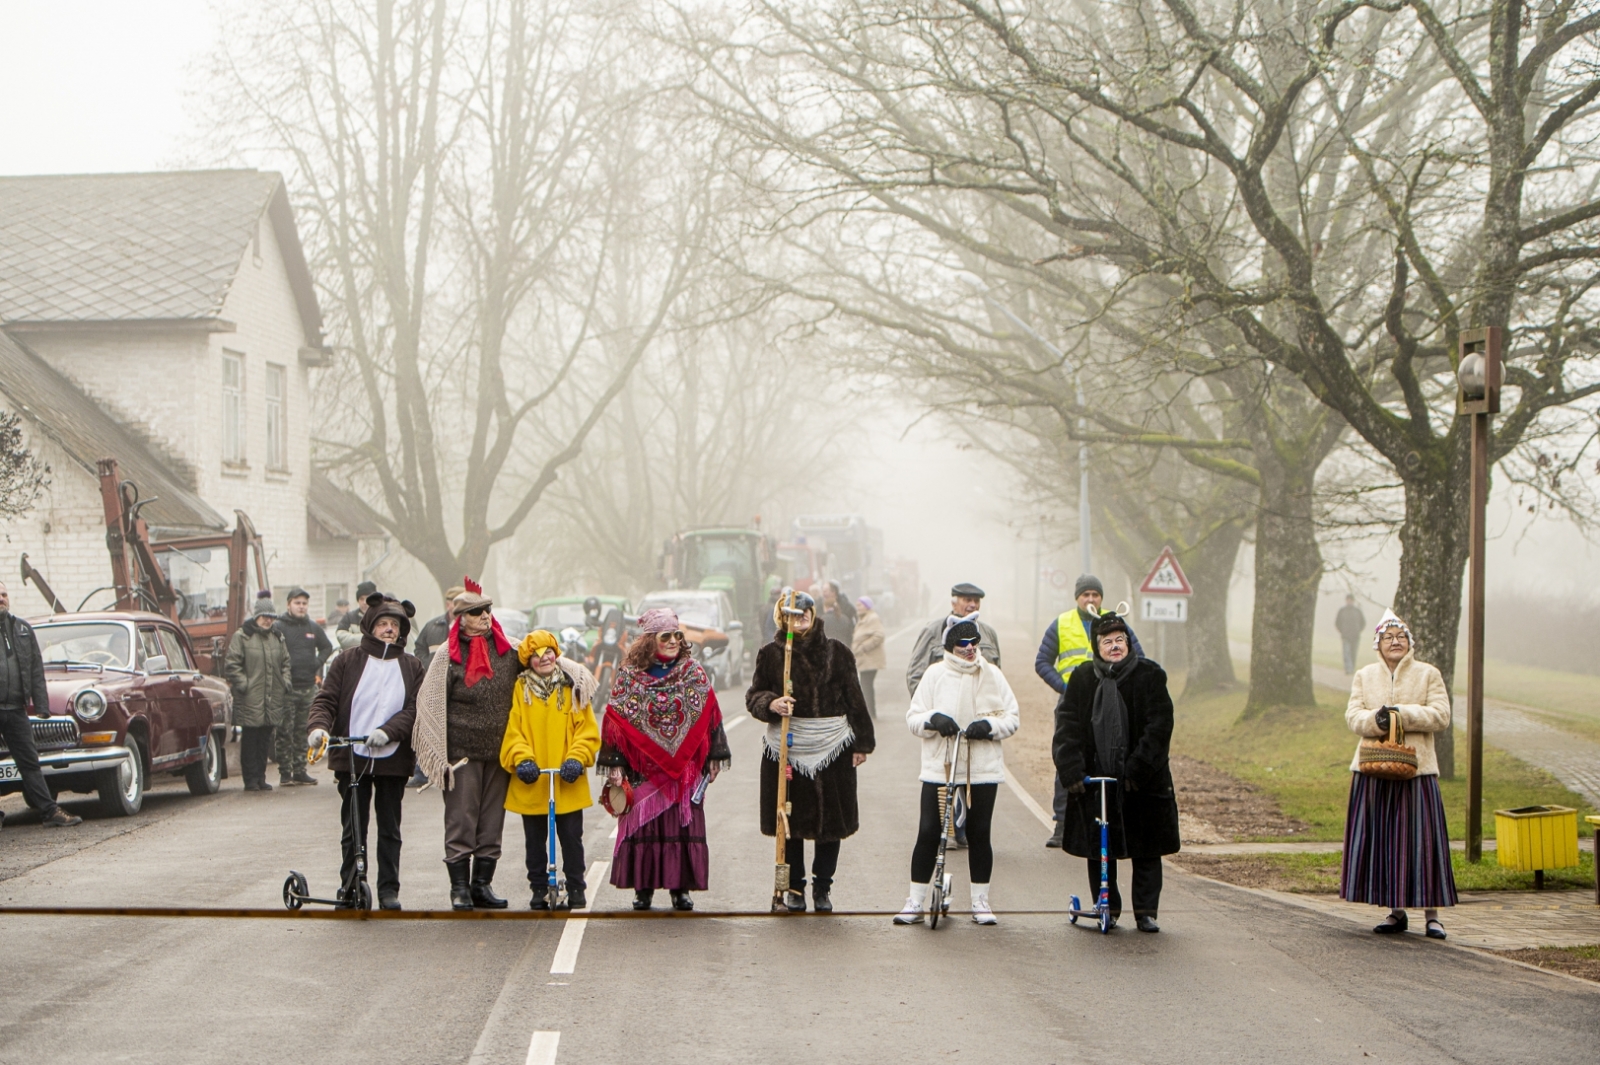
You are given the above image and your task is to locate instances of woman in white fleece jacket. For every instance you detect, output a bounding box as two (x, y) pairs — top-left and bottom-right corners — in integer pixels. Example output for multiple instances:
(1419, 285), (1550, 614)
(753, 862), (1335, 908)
(893, 619), (1020, 926)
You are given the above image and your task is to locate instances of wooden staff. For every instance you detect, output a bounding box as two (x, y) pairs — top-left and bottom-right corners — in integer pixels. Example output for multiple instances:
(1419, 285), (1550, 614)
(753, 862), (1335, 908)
(771, 588), (797, 912)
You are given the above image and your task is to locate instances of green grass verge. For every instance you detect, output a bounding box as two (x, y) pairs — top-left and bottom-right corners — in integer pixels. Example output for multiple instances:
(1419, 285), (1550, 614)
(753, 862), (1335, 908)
(1173, 686), (1596, 842)
(1189, 850), (1596, 893)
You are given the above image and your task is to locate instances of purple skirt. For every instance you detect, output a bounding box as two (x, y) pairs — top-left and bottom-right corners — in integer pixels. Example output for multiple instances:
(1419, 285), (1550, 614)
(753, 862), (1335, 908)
(1340, 773), (1458, 908)
(609, 803), (709, 891)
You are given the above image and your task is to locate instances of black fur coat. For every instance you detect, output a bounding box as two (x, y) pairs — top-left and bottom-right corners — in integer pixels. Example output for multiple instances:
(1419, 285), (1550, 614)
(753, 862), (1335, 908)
(746, 620), (876, 841)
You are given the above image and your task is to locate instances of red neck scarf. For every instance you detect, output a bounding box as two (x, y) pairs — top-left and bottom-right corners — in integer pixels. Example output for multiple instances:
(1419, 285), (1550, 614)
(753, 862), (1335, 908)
(447, 616), (511, 687)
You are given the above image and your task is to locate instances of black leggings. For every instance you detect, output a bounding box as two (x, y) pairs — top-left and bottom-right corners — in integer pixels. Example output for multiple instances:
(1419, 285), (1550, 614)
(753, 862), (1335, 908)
(785, 838), (840, 892)
(910, 781), (997, 884)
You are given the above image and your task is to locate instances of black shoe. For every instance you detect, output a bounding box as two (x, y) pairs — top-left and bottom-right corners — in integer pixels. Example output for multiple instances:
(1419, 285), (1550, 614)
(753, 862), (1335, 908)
(470, 857), (508, 909)
(292, 772), (318, 786)
(528, 887), (550, 911)
(279, 774), (297, 787)
(784, 890), (805, 912)
(1425, 919), (1447, 940)
(671, 890), (694, 911)
(1374, 912), (1408, 934)
(254, 780), (274, 792)
(1136, 915), (1160, 933)
(447, 859), (473, 911)
(41, 808), (83, 827)
(1045, 824), (1063, 848)
(379, 892), (401, 911)
(567, 885), (587, 910)
(812, 888), (833, 913)
(633, 889), (654, 911)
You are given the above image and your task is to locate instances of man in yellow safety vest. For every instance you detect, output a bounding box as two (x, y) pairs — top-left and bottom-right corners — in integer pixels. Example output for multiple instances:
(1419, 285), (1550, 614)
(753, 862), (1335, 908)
(1034, 574), (1142, 847)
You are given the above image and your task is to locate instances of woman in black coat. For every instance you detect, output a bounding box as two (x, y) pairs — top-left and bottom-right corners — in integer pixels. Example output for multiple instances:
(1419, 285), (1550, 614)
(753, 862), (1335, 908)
(1052, 611), (1180, 932)
(747, 590), (875, 914)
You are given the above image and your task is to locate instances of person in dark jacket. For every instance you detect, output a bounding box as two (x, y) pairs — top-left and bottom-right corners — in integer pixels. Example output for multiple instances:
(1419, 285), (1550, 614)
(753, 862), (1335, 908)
(414, 585), (465, 668)
(906, 582), (1001, 696)
(275, 588), (334, 787)
(1052, 610), (1180, 933)
(1034, 574), (1143, 848)
(224, 598), (293, 792)
(818, 580), (857, 651)
(307, 594), (422, 909)
(336, 580), (379, 634)
(1335, 595), (1367, 675)
(747, 590), (875, 913)
(0, 581), (82, 827)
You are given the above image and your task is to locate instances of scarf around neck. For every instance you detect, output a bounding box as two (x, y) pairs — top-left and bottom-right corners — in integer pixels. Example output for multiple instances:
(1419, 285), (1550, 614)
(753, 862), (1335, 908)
(1090, 655), (1137, 779)
(448, 617), (511, 687)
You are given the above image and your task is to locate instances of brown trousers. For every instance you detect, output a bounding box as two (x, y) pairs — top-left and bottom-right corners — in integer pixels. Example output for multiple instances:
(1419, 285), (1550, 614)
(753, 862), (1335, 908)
(443, 758), (509, 863)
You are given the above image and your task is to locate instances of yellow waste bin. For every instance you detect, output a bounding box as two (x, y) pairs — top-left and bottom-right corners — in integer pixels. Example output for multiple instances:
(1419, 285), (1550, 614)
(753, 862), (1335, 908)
(1495, 805), (1579, 889)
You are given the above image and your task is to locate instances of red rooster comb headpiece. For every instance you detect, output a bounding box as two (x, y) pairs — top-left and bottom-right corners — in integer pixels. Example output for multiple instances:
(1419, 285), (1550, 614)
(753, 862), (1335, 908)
(463, 576), (482, 595)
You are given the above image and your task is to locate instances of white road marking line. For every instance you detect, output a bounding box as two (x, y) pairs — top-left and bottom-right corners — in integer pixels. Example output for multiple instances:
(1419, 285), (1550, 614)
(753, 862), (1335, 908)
(549, 860), (607, 974)
(724, 715), (745, 731)
(524, 1031), (560, 1065)
(1006, 776), (1054, 828)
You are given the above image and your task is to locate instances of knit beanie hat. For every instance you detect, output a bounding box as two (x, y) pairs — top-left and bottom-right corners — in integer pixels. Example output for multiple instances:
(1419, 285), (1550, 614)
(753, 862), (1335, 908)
(944, 619), (981, 651)
(1074, 574), (1104, 598)
(356, 580), (378, 600)
(250, 598), (278, 619)
(1373, 609), (1412, 650)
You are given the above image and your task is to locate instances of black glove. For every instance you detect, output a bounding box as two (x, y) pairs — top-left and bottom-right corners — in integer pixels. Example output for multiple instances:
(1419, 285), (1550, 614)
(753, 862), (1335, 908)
(1125, 779), (1139, 793)
(31, 707), (50, 720)
(1375, 707), (1392, 733)
(1066, 780), (1086, 795)
(515, 759), (540, 784)
(926, 712), (960, 737)
(964, 718), (993, 741)
(559, 758), (583, 784)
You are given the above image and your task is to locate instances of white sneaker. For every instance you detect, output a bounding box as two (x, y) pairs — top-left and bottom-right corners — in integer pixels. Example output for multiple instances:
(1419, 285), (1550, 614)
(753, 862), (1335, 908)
(971, 883), (997, 925)
(893, 881), (930, 925)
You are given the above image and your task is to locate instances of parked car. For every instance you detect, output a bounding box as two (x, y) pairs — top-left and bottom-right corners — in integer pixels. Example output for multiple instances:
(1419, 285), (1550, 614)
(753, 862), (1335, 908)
(635, 589), (745, 688)
(0, 612), (232, 817)
(493, 608), (530, 645)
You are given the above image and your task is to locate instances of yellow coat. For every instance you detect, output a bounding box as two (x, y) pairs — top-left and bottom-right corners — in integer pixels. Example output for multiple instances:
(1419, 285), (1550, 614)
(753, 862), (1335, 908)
(499, 673), (600, 816)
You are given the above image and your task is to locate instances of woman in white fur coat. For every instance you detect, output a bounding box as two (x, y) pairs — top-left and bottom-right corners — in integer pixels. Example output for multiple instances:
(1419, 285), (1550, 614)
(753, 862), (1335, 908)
(894, 619), (1020, 926)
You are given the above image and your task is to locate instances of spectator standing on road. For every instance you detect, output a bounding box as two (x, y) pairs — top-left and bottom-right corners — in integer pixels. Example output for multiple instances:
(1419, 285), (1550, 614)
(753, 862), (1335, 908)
(225, 598), (293, 792)
(1340, 611), (1457, 940)
(819, 579), (857, 650)
(413, 579), (521, 911)
(1034, 575), (1144, 848)
(275, 588), (333, 787)
(1053, 610), (1179, 933)
(895, 619), (1020, 926)
(905, 582), (1000, 696)
(337, 581), (378, 635)
(851, 596), (887, 719)
(307, 594), (421, 910)
(1336, 595), (1367, 675)
(0, 581), (82, 828)
(600, 608), (730, 912)
(748, 592), (875, 913)
(499, 629), (600, 910)
(414, 586), (465, 668)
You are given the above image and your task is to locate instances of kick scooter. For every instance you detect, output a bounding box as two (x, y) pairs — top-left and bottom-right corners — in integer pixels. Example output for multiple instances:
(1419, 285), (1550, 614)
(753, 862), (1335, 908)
(283, 735), (373, 912)
(1068, 776), (1118, 934)
(539, 765), (570, 910)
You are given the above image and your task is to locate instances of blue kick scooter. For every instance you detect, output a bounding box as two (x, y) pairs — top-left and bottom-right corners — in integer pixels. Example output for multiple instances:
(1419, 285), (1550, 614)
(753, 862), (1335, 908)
(539, 765), (570, 910)
(1068, 776), (1118, 934)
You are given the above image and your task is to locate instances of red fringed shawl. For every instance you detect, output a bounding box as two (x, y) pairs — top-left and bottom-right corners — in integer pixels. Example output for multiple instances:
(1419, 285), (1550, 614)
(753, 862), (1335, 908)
(602, 656), (721, 833)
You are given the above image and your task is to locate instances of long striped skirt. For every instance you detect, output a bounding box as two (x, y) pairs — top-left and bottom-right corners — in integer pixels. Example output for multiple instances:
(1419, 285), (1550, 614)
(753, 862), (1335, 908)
(609, 803), (710, 892)
(1340, 773), (1458, 908)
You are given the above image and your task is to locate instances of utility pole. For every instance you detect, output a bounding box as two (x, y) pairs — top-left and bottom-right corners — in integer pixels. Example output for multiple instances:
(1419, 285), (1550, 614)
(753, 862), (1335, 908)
(1456, 327), (1500, 863)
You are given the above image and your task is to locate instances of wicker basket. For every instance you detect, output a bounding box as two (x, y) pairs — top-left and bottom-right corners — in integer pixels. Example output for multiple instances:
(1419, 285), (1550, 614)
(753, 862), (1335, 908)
(1358, 712), (1418, 780)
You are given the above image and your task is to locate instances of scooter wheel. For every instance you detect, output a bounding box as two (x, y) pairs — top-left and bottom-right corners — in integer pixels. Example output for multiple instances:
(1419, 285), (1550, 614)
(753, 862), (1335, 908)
(357, 881), (373, 911)
(1099, 909), (1112, 935)
(283, 872), (308, 912)
(1068, 895), (1080, 924)
(928, 883), (943, 929)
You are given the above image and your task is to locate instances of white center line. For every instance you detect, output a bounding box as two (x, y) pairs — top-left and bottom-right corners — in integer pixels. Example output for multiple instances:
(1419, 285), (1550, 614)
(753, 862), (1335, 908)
(1006, 776), (1054, 828)
(549, 860), (606, 975)
(525, 1031), (560, 1065)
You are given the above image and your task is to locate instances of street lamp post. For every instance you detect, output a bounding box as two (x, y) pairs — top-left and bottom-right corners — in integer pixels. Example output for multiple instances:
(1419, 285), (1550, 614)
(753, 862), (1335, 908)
(1457, 326), (1501, 864)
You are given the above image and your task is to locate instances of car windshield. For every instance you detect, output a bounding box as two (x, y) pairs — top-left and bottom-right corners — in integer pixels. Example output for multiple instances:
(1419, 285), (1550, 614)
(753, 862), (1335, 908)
(639, 595), (722, 630)
(34, 622), (133, 668)
(534, 603), (588, 629)
(494, 610), (530, 643)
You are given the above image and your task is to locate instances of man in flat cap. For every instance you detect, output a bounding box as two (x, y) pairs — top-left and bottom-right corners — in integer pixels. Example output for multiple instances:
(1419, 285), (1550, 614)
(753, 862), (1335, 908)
(905, 582), (1001, 697)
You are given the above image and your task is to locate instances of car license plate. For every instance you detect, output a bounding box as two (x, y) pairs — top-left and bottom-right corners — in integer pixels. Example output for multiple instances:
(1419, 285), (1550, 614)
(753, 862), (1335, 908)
(0, 764), (19, 781)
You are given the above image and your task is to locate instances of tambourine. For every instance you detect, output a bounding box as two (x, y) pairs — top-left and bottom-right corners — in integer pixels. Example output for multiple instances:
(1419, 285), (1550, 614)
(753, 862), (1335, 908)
(600, 779), (634, 818)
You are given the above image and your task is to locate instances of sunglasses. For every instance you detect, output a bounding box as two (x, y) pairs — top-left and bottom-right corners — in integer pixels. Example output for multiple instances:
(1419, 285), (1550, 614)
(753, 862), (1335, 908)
(460, 606), (489, 618)
(656, 631), (685, 643)
(954, 637), (980, 648)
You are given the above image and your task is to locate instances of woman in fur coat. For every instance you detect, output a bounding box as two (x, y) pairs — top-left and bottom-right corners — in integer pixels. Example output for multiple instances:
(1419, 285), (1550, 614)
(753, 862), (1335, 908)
(747, 590), (876, 914)
(894, 619), (1020, 926)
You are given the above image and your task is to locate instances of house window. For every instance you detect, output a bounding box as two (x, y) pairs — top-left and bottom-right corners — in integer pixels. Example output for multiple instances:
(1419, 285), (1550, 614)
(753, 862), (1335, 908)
(222, 351), (245, 464)
(265, 363), (287, 470)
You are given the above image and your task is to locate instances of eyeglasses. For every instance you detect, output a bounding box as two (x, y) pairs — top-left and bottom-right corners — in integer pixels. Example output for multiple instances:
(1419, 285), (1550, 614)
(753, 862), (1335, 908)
(1380, 633), (1408, 643)
(953, 638), (980, 648)
(461, 606), (489, 618)
(656, 631), (685, 644)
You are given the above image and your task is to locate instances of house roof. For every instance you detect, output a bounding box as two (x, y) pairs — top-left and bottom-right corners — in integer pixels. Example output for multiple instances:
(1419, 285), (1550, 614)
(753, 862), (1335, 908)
(0, 329), (226, 532)
(308, 471), (387, 540)
(0, 170), (324, 344)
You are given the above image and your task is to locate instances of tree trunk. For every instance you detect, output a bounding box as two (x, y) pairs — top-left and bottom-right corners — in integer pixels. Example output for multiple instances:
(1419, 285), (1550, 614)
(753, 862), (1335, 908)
(1242, 458), (1321, 717)
(1181, 520), (1247, 697)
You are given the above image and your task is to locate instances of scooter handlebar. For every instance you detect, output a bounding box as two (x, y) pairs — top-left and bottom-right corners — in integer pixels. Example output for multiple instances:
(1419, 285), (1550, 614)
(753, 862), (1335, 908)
(1084, 776), (1118, 784)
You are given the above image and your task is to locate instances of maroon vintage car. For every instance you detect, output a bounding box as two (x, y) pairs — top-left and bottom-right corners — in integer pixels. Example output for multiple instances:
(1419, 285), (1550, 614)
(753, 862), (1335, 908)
(0, 612), (233, 816)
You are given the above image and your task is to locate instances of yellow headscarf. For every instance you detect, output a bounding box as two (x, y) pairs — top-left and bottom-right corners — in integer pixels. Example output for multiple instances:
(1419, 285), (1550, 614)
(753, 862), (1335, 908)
(518, 629), (561, 666)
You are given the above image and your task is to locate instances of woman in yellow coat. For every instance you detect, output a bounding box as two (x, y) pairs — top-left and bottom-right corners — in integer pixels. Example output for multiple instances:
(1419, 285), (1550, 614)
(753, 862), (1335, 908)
(500, 630), (601, 909)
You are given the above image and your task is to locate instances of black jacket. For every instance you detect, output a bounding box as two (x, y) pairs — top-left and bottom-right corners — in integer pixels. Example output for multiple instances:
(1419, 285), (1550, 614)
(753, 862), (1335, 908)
(307, 600), (422, 775)
(1052, 656), (1180, 860)
(275, 614), (334, 689)
(747, 620), (875, 841)
(0, 612), (49, 714)
(414, 613), (450, 666)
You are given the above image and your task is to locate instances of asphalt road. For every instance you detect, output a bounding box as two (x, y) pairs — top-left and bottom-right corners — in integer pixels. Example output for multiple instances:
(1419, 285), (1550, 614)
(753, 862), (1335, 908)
(1, 630), (1596, 1065)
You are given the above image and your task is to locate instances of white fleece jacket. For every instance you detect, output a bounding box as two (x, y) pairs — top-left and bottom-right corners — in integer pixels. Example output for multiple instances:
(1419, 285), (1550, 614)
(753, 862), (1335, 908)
(1345, 651), (1452, 777)
(907, 652), (1020, 784)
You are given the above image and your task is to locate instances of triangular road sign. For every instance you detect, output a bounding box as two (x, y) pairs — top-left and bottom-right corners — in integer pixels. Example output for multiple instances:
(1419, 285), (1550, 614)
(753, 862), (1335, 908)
(1139, 546), (1192, 595)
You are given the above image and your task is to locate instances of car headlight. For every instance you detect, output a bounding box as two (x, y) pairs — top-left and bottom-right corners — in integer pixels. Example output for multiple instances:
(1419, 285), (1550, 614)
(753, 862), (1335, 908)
(74, 688), (108, 721)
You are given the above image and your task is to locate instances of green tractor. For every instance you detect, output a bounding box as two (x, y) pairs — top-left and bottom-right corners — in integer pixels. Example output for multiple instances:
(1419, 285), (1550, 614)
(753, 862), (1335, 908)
(659, 527), (780, 649)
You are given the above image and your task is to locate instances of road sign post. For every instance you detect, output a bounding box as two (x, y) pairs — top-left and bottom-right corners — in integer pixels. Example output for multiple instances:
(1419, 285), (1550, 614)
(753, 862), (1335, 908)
(1138, 547), (1192, 666)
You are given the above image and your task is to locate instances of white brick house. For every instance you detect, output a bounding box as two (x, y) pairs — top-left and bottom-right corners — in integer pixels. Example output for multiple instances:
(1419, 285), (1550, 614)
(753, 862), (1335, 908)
(0, 170), (388, 619)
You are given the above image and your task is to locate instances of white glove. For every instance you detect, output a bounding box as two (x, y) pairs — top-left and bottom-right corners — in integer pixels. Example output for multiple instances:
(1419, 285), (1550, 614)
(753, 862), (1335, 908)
(366, 728), (389, 747)
(308, 728), (330, 747)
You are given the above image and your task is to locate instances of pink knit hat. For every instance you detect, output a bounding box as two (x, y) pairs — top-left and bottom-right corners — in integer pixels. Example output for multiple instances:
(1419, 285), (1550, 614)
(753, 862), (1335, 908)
(637, 607), (680, 634)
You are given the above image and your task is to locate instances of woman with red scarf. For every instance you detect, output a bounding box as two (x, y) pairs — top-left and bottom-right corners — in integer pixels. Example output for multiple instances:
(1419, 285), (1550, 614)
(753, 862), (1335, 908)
(414, 579), (522, 910)
(600, 608), (730, 911)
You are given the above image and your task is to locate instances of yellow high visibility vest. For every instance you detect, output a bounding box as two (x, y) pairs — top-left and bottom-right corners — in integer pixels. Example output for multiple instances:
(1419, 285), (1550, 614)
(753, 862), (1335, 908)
(1054, 609), (1093, 679)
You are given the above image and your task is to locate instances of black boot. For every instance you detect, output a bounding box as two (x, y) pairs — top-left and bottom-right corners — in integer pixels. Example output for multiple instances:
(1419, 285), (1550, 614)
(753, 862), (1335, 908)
(471, 857), (509, 909)
(447, 859), (473, 911)
(566, 884), (587, 910)
(812, 887), (833, 913)
(528, 885), (550, 911)
(671, 890), (694, 911)
(633, 889), (654, 910)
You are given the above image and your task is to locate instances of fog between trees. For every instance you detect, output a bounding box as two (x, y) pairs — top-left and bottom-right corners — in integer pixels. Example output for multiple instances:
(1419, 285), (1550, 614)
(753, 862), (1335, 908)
(196, 0), (1600, 760)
